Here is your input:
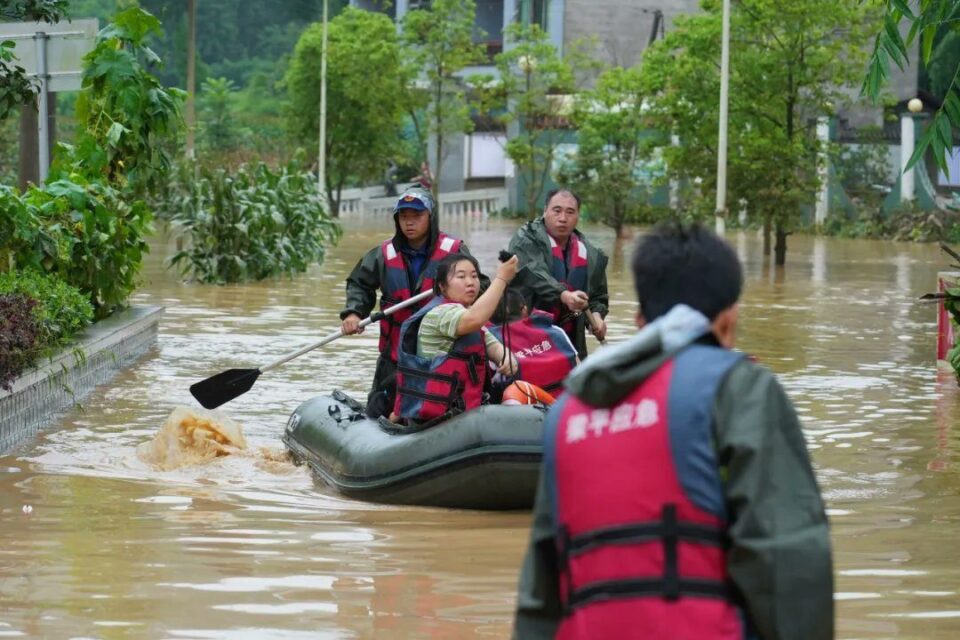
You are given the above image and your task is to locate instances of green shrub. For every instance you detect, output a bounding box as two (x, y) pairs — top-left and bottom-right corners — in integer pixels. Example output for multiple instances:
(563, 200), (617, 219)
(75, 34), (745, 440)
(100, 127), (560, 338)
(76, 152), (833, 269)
(0, 270), (93, 347)
(0, 294), (41, 391)
(0, 174), (153, 319)
(165, 156), (341, 284)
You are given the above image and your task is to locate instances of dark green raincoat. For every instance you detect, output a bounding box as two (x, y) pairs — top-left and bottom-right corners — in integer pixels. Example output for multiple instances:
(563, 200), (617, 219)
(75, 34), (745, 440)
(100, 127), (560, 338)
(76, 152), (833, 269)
(513, 328), (834, 639)
(508, 218), (609, 360)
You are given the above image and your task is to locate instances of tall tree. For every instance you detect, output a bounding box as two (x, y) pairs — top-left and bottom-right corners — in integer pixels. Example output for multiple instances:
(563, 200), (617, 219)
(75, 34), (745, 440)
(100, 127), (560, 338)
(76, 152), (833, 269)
(285, 7), (410, 217)
(402, 0), (485, 205)
(640, 0), (876, 265)
(560, 65), (658, 237)
(476, 23), (586, 217)
(864, 0), (960, 174)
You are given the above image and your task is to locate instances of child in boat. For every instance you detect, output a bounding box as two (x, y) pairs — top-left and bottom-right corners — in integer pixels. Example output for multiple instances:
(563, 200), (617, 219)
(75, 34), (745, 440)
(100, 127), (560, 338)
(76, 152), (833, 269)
(488, 289), (580, 401)
(390, 253), (521, 425)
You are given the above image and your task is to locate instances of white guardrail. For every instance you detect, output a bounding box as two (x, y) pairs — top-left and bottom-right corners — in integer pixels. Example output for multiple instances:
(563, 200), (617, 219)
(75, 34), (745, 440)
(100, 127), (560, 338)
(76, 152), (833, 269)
(338, 186), (508, 217)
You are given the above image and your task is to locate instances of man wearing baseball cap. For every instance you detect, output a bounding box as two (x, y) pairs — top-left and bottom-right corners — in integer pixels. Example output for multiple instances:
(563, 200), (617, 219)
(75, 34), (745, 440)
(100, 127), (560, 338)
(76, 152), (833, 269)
(340, 188), (487, 418)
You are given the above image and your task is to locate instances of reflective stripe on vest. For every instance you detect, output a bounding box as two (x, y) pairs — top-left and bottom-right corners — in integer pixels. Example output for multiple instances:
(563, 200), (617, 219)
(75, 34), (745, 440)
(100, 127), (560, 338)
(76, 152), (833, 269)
(547, 233), (589, 334)
(379, 233), (462, 361)
(487, 311), (577, 393)
(548, 351), (744, 639)
(394, 296), (487, 422)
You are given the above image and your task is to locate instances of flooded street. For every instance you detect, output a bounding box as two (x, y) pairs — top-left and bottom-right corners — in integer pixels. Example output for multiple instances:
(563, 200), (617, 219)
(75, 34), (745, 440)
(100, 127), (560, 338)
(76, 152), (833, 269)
(1, 214), (959, 638)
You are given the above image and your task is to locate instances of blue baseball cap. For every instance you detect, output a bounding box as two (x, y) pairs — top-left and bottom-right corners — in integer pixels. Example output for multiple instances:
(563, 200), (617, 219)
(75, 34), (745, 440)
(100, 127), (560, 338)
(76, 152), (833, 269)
(394, 190), (433, 214)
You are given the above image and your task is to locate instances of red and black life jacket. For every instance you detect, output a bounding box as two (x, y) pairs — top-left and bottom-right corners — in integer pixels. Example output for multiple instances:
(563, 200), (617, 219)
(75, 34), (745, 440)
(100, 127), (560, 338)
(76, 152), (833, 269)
(547, 233), (589, 335)
(393, 296), (487, 423)
(486, 311), (578, 394)
(380, 233), (461, 362)
(545, 346), (746, 639)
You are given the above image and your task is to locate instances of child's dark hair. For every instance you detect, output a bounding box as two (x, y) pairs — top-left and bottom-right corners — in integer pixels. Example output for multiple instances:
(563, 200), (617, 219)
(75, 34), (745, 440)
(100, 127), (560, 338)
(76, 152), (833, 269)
(433, 253), (481, 296)
(631, 222), (742, 322)
(491, 288), (526, 325)
(544, 188), (581, 210)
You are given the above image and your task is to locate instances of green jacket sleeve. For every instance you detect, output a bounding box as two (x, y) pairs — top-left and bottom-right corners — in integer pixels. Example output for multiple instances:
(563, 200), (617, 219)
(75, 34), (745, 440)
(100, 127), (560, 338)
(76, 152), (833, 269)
(587, 249), (609, 318)
(509, 228), (566, 306)
(714, 360), (834, 640)
(512, 465), (563, 639)
(340, 246), (382, 320)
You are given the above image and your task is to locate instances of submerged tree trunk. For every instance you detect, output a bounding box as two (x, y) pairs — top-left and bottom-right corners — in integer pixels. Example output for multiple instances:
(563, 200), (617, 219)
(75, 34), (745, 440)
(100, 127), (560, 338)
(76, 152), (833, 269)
(774, 222), (788, 266)
(762, 213), (772, 256)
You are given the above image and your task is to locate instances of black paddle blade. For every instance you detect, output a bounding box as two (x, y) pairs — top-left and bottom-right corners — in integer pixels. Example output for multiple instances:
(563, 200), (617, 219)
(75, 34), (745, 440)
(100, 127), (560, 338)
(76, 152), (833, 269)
(190, 368), (262, 409)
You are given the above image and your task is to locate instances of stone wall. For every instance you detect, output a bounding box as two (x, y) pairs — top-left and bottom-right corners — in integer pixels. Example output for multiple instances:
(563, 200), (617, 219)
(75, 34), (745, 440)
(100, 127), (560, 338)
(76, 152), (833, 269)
(0, 306), (164, 454)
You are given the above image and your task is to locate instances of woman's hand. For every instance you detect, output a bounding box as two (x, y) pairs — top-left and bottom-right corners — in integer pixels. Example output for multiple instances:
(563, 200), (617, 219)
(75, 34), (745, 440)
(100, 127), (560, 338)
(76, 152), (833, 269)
(495, 255), (519, 284)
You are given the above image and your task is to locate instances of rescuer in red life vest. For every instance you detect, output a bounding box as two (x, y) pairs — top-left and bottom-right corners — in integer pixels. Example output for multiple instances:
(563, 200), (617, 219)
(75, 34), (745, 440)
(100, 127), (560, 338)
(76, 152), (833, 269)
(339, 189), (487, 418)
(508, 188), (609, 361)
(513, 222), (833, 640)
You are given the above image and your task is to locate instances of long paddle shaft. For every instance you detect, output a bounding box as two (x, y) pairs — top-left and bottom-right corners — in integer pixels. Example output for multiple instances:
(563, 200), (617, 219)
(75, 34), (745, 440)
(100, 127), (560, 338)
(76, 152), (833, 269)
(189, 290), (435, 409)
(583, 308), (606, 345)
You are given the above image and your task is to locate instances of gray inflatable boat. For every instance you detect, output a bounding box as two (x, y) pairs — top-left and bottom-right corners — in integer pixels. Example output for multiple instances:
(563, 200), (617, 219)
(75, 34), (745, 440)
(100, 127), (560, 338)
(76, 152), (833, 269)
(282, 391), (546, 510)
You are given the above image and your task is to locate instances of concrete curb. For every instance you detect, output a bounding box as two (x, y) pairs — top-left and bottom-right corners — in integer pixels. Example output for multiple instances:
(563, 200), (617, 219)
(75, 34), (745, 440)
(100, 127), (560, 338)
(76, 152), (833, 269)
(0, 305), (164, 455)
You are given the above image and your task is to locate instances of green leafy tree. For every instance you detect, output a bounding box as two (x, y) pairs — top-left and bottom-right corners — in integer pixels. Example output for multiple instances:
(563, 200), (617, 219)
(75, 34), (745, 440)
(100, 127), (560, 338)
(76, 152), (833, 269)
(559, 65), (659, 237)
(640, 0), (876, 264)
(0, 0), (68, 121)
(402, 0), (485, 204)
(477, 24), (583, 217)
(864, 0), (960, 174)
(199, 76), (239, 151)
(1, 6), (182, 318)
(166, 156), (341, 284)
(74, 6), (186, 195)
(286, 7), (410, 216)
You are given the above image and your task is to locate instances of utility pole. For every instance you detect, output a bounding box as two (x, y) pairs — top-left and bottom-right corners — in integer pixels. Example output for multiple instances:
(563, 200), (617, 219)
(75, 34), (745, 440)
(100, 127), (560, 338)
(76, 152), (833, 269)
(185, 0), (197, 158)
(714, 0), (731, 235)
(318, 0), (328, 208)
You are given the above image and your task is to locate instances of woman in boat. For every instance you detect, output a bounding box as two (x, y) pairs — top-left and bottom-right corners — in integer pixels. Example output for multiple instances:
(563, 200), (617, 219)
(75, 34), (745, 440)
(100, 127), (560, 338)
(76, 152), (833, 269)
(391, 253), (521, 425)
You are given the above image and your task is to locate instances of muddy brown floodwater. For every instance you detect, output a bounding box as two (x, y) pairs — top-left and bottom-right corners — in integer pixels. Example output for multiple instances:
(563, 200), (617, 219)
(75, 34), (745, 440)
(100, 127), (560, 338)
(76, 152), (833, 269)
(1, 215), (959, 639)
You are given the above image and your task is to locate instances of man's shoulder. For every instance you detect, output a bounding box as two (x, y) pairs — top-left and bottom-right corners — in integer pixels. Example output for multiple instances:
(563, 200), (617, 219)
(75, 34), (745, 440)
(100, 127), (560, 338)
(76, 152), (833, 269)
(511, 219), (548, 246)
(718, 356), (789, 403)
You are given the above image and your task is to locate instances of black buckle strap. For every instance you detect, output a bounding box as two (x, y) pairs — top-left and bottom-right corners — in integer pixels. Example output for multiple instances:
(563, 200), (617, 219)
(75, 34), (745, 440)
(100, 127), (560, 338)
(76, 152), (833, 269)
(397, 365), (459, 384)
(662, 504), (679, 601)
(569, 577), (732, 611)
(567, 518), (726, 556)
(396, 386), (454, 405)
(448, 350), (481, 385)
(561, 503), (732, 615)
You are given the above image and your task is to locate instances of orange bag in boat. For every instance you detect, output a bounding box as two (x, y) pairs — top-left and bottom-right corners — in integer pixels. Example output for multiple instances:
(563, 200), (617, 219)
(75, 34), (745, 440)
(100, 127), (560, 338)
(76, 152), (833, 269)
(502, 380), (555, 406)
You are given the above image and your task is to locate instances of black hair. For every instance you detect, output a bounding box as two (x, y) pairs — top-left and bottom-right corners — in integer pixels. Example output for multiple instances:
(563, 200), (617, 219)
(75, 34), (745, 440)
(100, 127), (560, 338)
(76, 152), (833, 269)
(544, 187), (581, 211)
(433, 253), (480, 296)
(631, 222), (742, 322)
(491, 288), (527, 325)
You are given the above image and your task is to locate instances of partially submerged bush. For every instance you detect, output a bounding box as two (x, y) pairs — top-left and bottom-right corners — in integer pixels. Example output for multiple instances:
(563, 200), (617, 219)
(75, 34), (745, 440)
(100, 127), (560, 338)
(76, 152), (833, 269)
(165, 156), (341, 284)
(0, 294), (41, 391)
(0, 270), (93, 346)
(0, 176), (153, 319)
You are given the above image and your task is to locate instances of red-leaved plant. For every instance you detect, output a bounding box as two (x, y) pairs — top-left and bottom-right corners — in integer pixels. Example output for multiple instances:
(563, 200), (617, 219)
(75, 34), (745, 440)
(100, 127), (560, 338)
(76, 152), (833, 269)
(0, 294), (40, 391)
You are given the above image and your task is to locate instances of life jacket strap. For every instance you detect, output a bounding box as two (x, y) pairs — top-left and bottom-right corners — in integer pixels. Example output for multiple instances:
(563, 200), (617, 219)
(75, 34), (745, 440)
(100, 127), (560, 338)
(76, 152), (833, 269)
(568, 576), (733, 611)
(558, 503), (732, 615)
